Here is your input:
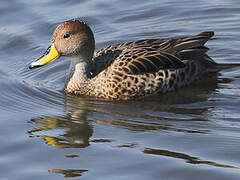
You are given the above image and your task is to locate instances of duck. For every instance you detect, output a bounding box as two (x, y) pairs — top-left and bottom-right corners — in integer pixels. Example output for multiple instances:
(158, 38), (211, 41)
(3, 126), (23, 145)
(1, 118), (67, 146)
(29, 19), (239, 100)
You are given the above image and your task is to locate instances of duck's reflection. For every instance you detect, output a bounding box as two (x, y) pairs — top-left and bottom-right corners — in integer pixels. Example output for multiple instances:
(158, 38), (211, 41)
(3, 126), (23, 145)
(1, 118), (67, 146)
(143, 148), (238, 169)
(28, 76), (232, 149)
(29, 115), (93, 148)
(48, 169), (88, 178)
(27, 76), (238, 178)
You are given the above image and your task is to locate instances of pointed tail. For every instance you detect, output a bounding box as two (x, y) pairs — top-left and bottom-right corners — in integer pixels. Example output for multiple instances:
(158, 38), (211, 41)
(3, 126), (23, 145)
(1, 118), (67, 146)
(205, 62), (240, 72)
(214, 63), (240, 71)
(200, 55), (240, 72)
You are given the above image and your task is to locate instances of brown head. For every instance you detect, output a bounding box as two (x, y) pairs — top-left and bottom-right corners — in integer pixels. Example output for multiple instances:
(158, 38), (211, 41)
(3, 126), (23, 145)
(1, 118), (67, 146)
(52, 20), (95, 58)
(29, 19), (95, 69)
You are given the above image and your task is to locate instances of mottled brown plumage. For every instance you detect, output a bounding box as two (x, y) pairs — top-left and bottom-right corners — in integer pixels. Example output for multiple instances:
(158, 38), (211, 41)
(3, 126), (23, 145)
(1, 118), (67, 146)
(30, 20), (239, 100)
(84, 32), (214, 99)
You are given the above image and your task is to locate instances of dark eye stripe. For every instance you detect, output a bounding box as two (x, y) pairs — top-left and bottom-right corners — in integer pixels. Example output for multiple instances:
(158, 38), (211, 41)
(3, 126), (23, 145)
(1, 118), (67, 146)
(64, 33), (70, 38)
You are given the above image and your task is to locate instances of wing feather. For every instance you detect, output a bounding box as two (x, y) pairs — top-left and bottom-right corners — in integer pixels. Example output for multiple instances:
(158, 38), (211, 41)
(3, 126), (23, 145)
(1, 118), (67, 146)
(93, 31), (214, 75)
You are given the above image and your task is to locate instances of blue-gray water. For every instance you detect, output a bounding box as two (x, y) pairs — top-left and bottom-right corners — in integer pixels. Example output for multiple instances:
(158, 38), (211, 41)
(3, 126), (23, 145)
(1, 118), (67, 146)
(1, 0), (240, 179)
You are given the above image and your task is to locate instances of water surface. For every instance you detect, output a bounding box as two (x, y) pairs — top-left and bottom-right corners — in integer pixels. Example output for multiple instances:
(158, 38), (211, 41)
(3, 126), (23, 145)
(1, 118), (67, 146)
(1, 0), (240, 179)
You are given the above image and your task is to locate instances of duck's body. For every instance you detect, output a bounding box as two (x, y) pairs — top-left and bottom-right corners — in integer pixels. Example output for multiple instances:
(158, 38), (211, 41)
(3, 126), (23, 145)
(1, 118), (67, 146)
(66, 32), (215, 100)
(30, 20), (239, 100)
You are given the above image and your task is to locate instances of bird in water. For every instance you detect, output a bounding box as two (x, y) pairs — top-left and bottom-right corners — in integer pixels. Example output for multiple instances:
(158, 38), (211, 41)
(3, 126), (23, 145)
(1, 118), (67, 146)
(29, 19), (239, 100)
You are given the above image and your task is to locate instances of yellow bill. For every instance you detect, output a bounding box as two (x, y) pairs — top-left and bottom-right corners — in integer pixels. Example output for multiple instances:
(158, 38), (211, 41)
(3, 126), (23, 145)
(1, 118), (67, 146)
(29, 44), (60, 69)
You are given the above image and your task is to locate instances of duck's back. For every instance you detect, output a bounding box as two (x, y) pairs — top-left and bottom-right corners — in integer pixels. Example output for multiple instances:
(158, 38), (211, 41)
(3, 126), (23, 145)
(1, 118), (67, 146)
(90, 32), (217, 99)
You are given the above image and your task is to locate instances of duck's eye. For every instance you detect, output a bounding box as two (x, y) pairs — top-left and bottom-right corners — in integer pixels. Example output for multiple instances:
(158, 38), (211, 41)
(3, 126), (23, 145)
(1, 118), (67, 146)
(63, 33), (70, 38)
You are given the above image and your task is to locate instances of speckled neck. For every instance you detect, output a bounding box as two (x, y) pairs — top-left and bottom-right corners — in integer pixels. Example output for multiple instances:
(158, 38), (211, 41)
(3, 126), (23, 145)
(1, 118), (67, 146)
(64, 56), (93, 93)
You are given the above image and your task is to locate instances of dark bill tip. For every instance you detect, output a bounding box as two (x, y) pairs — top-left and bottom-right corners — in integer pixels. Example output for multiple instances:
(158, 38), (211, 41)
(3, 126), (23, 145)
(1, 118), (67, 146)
(29, 64), (34, 69)
(29, 63), (42, 69)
